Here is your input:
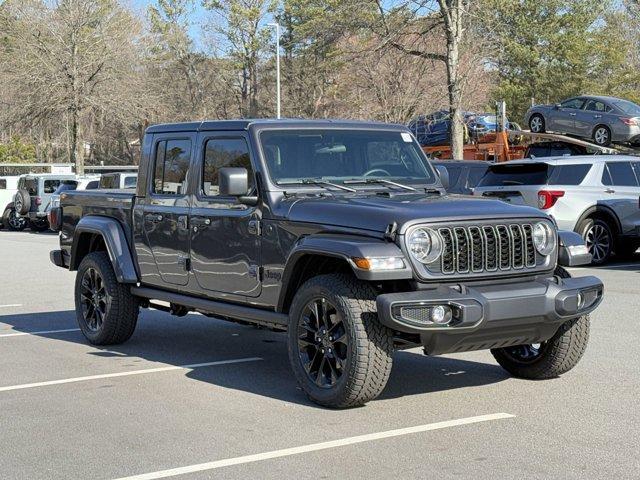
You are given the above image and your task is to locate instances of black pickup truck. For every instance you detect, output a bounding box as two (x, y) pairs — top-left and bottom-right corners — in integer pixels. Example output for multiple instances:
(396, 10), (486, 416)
(50, 119), (603, 408)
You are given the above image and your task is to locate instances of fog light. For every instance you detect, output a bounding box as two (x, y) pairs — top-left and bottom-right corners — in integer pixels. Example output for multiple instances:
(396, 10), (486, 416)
(431, 305), (452, 325)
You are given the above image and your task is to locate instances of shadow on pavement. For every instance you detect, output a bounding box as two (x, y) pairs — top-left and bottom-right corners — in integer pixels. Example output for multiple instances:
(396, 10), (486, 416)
(0, 309), (509, 408)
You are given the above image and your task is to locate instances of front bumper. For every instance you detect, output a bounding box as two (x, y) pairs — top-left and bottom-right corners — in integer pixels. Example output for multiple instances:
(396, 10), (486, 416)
(376, 274), (603, 355)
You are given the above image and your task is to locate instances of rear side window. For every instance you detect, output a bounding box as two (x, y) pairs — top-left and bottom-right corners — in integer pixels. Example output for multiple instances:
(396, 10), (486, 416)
(153, 139), (191, 195)
(43, 180), (61, 194)
(602, 162), (638, 187)
(99, 175), (117, 189)
(202, 138), (253, 197)
(477, 163), (549, 187)
(85, 181), (99, 190)
(123, 176), (137, 188)
(0, 179), (6, 189)
(548, 164), (591, 185)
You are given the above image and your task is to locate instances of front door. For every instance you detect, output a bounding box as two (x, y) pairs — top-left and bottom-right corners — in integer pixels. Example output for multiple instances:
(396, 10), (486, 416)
(549, 98), (585, 134)
(140, 134), (194, 287)
(189, 133), (261, 298)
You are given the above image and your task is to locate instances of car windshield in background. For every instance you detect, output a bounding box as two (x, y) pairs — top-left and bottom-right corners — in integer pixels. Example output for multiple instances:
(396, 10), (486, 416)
(477, 163), (591, 187)
(260, 129), (437, 187)
(612, 100), (640, 116)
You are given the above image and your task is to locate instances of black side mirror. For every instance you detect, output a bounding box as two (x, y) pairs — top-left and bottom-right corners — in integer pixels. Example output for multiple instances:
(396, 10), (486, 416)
(219, 167), (249, 196)
(554, 103), (562, 110)
(435, 165), (449, 190)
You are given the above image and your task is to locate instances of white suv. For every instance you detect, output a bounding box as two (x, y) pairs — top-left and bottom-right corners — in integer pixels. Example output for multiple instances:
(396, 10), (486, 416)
(473, 155), (640, 264)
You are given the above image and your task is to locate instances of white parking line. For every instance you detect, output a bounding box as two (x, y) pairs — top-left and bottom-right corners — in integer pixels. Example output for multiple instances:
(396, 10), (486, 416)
(0, 304), (23, 308)
(0, 328), (80, 338)
(0, 357), (262, 393)
(114, 413), (515, 480)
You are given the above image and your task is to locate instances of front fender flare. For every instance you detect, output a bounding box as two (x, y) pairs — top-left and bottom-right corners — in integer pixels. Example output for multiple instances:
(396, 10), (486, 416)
(70, 216), (138, 283)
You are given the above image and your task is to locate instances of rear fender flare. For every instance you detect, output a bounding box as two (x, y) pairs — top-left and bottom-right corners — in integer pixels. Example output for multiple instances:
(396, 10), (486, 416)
(70, 216), (138, 283)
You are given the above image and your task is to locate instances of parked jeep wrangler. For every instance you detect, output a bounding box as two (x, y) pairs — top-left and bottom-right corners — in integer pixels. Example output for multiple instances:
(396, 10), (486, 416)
(50, 120), (604, 408)
(14, 173), (77, 231)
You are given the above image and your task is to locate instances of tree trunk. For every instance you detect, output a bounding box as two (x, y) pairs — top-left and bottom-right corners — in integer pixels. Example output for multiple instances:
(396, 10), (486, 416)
(439, 0), (464, 160)
(70, 108), (84, 175)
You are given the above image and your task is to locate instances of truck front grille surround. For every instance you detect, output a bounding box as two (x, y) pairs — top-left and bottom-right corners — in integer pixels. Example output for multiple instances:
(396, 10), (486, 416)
(406, 220), (553, 279)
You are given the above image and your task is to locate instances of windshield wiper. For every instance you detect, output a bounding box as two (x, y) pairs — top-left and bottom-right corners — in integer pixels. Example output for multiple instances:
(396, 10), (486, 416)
(343, 178), (417, 191)
(278, 178), (357, 193)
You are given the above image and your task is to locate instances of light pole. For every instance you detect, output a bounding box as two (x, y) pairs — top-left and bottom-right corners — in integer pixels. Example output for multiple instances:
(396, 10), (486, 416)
(268, 22), (281, 119)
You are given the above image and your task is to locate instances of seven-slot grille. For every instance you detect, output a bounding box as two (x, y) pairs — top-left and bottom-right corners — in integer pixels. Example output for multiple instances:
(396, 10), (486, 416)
(438, 224), (537, 274)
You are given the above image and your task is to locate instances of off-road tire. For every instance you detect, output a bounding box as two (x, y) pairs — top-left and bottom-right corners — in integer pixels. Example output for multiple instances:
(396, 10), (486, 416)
(2, 208), (27, 231)
(288, 273), (394, 408)
(491, 266), (590, 379)
(13, 190), (30, 215)
(29, 218), (49, 232)
(75, 251), (139, 345)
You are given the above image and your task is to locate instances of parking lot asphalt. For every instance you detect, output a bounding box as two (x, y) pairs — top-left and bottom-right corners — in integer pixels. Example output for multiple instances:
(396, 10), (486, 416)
(0, 229), (638, 479)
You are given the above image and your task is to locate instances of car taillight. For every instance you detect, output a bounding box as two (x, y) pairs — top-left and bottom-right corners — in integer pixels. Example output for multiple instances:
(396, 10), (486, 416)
(621, 117), (639, 126)
(35, 196), (42, 206)
(538, 190), (564, 209)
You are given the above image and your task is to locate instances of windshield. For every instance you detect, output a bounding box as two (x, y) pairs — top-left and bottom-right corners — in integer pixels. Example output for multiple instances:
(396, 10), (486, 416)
(612, 100), (640, 116)
(260, 129), (437, 187)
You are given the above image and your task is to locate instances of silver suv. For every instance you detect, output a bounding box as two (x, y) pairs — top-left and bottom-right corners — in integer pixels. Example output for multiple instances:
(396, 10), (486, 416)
(473, 156), (640, 264)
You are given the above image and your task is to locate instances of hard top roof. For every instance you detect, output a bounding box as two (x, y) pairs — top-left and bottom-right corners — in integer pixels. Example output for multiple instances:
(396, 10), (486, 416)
(145, 118), (407, 134)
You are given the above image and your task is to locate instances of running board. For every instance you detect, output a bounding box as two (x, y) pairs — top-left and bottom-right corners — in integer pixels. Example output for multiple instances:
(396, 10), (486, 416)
(131, 286), (289, 329)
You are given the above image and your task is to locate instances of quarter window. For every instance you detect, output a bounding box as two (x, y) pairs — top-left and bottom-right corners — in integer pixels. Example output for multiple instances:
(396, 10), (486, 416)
(202, 138), (253, 197)
(548, 164), (591, 185)
(153, 139), (191, 195)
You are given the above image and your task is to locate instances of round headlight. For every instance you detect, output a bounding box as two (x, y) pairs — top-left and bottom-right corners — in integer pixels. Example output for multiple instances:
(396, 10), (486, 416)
(532, 221), (556, 256)
(408, 227), (442, 264)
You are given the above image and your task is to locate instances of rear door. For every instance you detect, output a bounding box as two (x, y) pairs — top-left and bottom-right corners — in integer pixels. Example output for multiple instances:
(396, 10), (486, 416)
(189, 132), (261, 298)
(575, 99), (609, 138)
(601, 161), (640, 235)
(139, 133), (195, 287)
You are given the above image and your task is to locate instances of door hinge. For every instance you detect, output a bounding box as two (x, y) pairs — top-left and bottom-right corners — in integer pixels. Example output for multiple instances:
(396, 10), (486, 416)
(248, 219), (261, 236)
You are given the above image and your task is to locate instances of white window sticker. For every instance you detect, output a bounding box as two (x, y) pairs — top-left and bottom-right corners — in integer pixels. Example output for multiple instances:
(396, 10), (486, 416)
(401, 132), (413, 143)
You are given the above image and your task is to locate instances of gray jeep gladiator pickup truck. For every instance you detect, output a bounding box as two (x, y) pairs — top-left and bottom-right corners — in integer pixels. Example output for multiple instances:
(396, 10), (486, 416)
(50, 119), (604, 408)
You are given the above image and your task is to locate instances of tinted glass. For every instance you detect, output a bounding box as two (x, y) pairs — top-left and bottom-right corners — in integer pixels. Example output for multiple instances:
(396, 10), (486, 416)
(123, 176), (137, 188)
(53, 182), (77, 194)
(434, 165), (462, 188)
(85, 181), (99, 190)
(203, 138), (253, 196)
(583, 100), (608, 112)
(43, 180), (61, 194)
(548, 164), (591, 185)
(561, 98), (585, 109)
(477, 163), (549, 187)
(604, 162), (638, 187)
(153, 139), (191, 195)
(466, 166), (489, 188)
(612, 100), (640, 116)
(527, 145), (549, 158)
(0, 179), (6, 189)
(261, 129), (436, 185)
(99, 175), (117, 189)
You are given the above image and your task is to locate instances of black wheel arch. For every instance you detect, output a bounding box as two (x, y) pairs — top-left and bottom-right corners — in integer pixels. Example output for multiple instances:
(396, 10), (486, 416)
(574, 205), (621, 238)
(70, 216), (139, 283)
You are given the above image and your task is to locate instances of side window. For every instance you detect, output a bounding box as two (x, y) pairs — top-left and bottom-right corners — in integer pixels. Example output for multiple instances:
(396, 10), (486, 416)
(548, 164), (591, 185)
(584, 100), (607, 112)
(153, 139), (191, 195)
(561, 98), (585, 110)
(123, 176), (137, 188)
(43, 180), (61, 194)
(202, 138), (253, 197)
(85, 181), (99, 190)
(604, 162), (638, 187)
(0, 179), (6, 189)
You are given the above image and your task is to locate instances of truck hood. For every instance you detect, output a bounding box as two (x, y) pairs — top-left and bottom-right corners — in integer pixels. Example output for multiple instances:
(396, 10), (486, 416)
(280, 193), (547, 234)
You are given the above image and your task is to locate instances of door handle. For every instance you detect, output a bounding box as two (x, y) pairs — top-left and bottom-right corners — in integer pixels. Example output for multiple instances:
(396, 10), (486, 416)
(594, 115), (602, 119)
(569, 113), (576, 116)
(145, 213), (163, 223)
(605, 188), (615, 194)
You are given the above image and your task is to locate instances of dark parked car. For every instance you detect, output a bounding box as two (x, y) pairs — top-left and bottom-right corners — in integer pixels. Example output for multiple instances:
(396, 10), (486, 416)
(50, 119), (603, 408)
(526, 95), (640, 147)
(430, 160), (490, 194)
(524, 141), (596, 158)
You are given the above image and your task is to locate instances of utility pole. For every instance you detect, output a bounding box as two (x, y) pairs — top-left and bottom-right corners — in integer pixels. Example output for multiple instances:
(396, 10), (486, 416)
(268, 22), (281, 119)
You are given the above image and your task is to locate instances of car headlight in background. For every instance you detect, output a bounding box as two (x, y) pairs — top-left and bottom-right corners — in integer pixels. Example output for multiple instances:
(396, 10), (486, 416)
(533, 221), (556, 255)
(407, 227), (442, 264)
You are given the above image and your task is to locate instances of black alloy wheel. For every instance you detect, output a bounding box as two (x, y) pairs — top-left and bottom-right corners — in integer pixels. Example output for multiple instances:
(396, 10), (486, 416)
(79, 267), (108, 333)
(297, 297), (348, 389)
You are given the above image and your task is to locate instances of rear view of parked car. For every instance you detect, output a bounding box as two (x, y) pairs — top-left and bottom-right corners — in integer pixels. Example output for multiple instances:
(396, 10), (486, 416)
(13, 174), (77, 231)
(0, 175), (28, 231)
(526, 95), (640, 147)
(473, 156), (640, 264)
(431, 160), (490, 195)
(45, 176), (100, 224)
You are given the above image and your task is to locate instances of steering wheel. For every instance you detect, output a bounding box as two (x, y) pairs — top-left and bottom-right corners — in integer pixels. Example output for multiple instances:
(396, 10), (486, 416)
(363, 168), (391, 177)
